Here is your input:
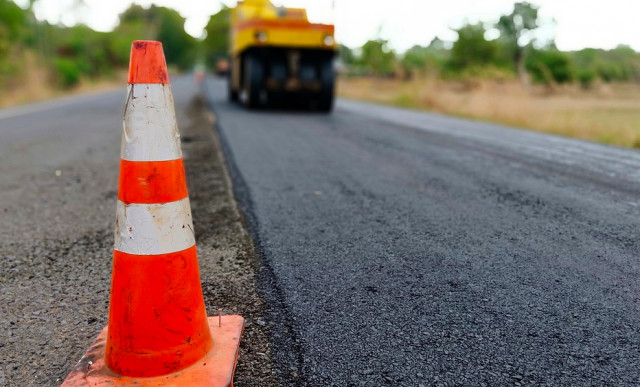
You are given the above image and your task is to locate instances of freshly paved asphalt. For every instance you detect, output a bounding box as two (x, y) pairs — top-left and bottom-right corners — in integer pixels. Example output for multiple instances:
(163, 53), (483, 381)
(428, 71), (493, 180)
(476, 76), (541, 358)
(3, 75), (639, 386)
(206, 78), (640, 386)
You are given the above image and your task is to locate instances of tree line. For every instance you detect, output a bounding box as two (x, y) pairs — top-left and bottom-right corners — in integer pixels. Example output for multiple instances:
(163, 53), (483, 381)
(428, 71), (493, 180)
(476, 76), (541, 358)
(343, 2), (640, 88)
(1, 0), (638, 92)
(0, 0), (229, 90)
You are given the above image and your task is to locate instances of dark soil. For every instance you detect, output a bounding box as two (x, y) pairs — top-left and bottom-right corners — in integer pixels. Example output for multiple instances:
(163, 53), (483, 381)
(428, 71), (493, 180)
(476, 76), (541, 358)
(181, 94), (278, 386)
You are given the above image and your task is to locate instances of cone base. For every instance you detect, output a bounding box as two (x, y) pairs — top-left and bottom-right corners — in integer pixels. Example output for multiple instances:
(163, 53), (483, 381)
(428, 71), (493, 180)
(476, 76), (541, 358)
(61, 315), (244, 387)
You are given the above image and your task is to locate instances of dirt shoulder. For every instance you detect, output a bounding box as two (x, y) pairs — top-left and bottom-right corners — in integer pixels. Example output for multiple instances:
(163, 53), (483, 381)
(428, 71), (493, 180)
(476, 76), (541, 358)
(180, 93), (278, 386)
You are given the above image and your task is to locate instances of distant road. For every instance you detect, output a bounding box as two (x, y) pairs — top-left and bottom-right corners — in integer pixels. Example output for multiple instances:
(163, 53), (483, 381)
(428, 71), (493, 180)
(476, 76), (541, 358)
(206, 77), (640, 386)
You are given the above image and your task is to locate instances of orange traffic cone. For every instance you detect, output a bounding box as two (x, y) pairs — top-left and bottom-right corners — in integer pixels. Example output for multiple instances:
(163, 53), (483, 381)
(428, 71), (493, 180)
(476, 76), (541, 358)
(62, 41), (244, 386)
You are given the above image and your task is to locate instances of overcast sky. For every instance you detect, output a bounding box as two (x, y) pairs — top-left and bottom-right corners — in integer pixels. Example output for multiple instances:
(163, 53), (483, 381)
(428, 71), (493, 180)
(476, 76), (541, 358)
(15, 0), (640, 52)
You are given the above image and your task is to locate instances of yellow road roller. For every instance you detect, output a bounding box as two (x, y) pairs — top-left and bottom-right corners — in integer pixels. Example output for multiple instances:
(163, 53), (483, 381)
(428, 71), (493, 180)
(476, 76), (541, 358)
(228, 0), (336, 111)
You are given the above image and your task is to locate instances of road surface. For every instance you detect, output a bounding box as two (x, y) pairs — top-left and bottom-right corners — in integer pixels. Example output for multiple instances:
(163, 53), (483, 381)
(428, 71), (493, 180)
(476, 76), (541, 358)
(3, 75), (640, 386)
(205, 77), (640, 386)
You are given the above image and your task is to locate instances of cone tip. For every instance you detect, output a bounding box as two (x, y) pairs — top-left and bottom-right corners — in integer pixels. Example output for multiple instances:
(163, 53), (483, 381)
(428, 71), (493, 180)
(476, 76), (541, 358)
(128, 40), (169, 84)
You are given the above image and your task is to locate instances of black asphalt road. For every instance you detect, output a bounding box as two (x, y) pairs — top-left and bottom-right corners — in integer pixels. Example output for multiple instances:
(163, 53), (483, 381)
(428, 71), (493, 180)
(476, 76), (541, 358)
(206, 78), (640, 386)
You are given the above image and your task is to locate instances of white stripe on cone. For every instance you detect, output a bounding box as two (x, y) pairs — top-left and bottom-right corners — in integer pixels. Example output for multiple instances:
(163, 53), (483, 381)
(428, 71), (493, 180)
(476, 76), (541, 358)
(121, 84), (182, 162)
(114, 198), (195, 255)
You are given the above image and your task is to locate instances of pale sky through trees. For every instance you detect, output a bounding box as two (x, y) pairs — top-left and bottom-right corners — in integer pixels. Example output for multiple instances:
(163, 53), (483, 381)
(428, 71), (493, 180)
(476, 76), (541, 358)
(15, 0), (640, 52)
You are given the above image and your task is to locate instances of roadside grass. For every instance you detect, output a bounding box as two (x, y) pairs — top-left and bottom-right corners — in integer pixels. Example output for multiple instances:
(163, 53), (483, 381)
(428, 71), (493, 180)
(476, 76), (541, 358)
(0, 76), (126, 109)
(338, 76), (640, 149)
(0, 52), (126, 108)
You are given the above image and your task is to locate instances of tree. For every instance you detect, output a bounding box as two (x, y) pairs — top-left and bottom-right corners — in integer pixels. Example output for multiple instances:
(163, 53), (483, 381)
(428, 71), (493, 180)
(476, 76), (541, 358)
(0, 0), (30, 84)
(497, 2), (539, 87)
(448, 23), (498, 71)
(155, 6), (197, 70)
(401, 45), (429, 78)
(400, 41), (448, 79)
(360, 39), (396, 76)
(203, 5), (230, 64)
(427, 37), (446, 51)
(0, 0), (26, 61)
(339, 44), (356, 66)
(114, 5), (197, 70)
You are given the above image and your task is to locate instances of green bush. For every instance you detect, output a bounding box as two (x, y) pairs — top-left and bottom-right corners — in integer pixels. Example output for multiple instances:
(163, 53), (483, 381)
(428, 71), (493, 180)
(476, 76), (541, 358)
(571, 46), (640, 84)
(526, 49), (575, 84)
(577, 69), (596, 89)
(53, 58), (81, 88)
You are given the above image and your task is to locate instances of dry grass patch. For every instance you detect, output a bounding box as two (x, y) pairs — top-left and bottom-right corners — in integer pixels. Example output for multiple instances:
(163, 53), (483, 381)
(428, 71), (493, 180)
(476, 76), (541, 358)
(0, 52), (125, 108)
(338, 77), (640, 148)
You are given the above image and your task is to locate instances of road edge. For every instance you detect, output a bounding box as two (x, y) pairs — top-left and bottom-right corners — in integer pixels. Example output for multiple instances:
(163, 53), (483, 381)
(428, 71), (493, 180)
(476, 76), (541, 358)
(200, 77), (307, 386)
